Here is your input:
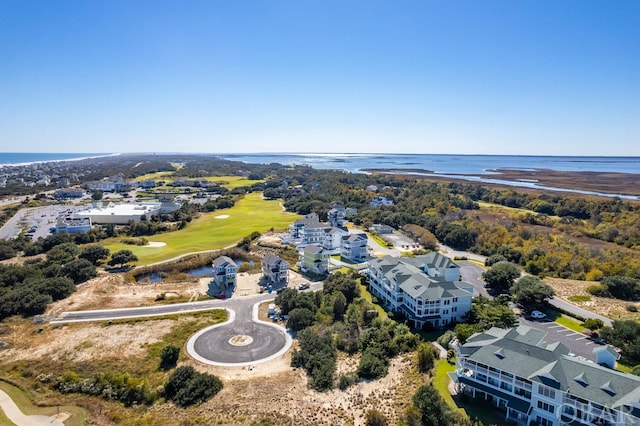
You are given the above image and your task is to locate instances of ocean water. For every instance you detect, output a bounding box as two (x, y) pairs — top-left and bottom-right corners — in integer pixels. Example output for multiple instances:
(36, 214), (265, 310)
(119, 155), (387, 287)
(219, 153), (640, 175)
(0, 152), (114, 167)
(219, 153), (640, 199)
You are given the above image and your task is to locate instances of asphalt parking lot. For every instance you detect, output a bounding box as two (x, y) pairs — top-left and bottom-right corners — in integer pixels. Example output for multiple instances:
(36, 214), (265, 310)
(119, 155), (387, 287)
(519, 317), (605, 362)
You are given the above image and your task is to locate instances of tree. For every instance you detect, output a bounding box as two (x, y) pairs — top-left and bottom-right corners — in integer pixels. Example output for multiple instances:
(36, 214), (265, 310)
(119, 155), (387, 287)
(91, 190), (103, 201)
(79, 245), (110, 265)
(454, 323), (483, 345)
(484, 254), (507, 267)
(464, 296), (517, 329)
(601, 275), (640, 301)
(32, 277), (76, 300)
(46, 242), (79, 263)
(510, 276), (555, 311)
(482, 261), (521, 294)
(358, 345), (388, 379)
(600, 320), (640, 364)
(324, 272), (360, 304)
(109, 250), (138, 268)
(332, 291), (347, 321)
(412, 384), (451, 426)
(286, 308), (315, 332)
(62, 259), (97, 284)
(0, 244), (17, 261)
(417, 342), (436, 373)
(160, 345), (181, 370)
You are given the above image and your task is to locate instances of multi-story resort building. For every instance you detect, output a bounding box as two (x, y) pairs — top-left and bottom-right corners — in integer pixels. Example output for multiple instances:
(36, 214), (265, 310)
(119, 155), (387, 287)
(451, 325), (640, 426)
(367, 253), (473, 329)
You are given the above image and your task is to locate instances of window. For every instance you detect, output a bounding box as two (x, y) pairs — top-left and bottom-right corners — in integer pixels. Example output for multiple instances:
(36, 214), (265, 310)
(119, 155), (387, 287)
(488, 377), (499, 387)
(537, 401), (555, 414)
(535, 416), (553, 426)
(538, 385), (556, 399)
(453, 297), (458, 302)
(500, 381), (513, 392)
(452, 306), (458, 312)
(515, 387), (531, 399)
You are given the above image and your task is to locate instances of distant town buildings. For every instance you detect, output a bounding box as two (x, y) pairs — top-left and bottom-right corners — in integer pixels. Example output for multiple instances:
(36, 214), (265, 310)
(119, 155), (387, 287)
(370, 196), (394, 208)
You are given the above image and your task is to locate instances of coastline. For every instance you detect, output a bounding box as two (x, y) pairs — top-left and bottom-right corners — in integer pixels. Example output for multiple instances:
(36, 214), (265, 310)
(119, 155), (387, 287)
(0, 152), (121, 169)
(363, 167), (640, 200)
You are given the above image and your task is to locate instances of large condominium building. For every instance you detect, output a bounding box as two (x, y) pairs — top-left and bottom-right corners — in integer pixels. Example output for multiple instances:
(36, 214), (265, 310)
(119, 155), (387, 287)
(451, 325), (640, 426)
(367, 253), (473, 329)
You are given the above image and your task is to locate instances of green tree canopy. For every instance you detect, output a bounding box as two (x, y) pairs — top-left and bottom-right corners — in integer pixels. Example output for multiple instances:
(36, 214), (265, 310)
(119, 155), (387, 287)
(511, 276), (555, 311)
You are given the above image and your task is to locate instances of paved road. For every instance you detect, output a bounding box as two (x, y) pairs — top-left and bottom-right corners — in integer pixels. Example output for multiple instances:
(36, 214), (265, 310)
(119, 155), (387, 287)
(439, 244), (613, 325)
(0, 389), (64, 426)
(53, 291), (293, 366)
(458, 261), (490, 298)
(188, 302), (291, 366)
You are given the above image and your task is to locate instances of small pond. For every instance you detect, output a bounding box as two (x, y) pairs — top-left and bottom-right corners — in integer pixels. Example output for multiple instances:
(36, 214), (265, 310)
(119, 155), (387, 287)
(136, 260), (253, 283)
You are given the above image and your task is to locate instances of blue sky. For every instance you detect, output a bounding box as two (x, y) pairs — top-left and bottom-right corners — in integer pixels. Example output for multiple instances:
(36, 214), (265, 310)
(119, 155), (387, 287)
(1, 1), (639, 155)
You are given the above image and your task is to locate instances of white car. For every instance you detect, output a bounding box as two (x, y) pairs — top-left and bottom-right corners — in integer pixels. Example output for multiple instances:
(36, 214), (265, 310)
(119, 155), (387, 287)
(531, 310), (546, 319)
(298, 283), (310, 291)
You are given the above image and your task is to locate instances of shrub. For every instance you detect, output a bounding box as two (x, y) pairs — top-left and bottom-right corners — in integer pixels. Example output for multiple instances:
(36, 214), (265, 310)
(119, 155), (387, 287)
(164, 366), (223, 407)
(160, 345), (180, 370)
(365, 409), (389, 426)
(582, 318), (604, 331)
(337, 373), (357, 390)
(586, 285), (610, 297)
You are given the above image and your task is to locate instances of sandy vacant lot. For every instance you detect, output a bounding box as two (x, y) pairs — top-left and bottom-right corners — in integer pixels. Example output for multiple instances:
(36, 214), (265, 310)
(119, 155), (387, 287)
(545, 277), (639, 320)
(2, 266), (421, 425)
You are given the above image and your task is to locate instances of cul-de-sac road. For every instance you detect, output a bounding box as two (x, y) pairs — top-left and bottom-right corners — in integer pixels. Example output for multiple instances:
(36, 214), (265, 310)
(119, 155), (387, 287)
(51, 288), (313, 366)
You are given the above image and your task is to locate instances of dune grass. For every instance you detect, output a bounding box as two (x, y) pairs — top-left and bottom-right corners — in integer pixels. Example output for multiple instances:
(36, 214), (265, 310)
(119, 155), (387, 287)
(0, 381), (87, 426)
(102, 192), (299, 265)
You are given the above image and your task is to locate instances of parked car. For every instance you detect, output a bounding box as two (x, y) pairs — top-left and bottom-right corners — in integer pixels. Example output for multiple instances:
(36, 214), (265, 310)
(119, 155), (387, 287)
(531, 310), (546, 319)
(298, 283), (310, 290)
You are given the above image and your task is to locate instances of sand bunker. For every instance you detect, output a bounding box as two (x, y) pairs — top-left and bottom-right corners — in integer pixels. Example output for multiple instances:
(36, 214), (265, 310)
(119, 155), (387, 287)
(214, 214), (230, 219)
(147, 241), (167, 247)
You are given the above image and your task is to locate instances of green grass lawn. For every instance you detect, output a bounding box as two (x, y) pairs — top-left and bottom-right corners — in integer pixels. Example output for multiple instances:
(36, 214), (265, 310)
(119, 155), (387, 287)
(0, 380), (88, 426)
(568, 295), (591, 303)
(433, 360), (458, 409)
(358, 282), (388, 320)
(433, 360), (515, 425)
(102, 192), (300, 265)
(132, 171), (177, 182)
(554, 315), (584, 332)
(201, 176), (264, 189)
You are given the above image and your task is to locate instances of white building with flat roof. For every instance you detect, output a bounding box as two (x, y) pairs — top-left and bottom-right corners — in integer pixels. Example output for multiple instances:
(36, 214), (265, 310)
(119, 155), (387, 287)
(75, 202), (162, 224)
